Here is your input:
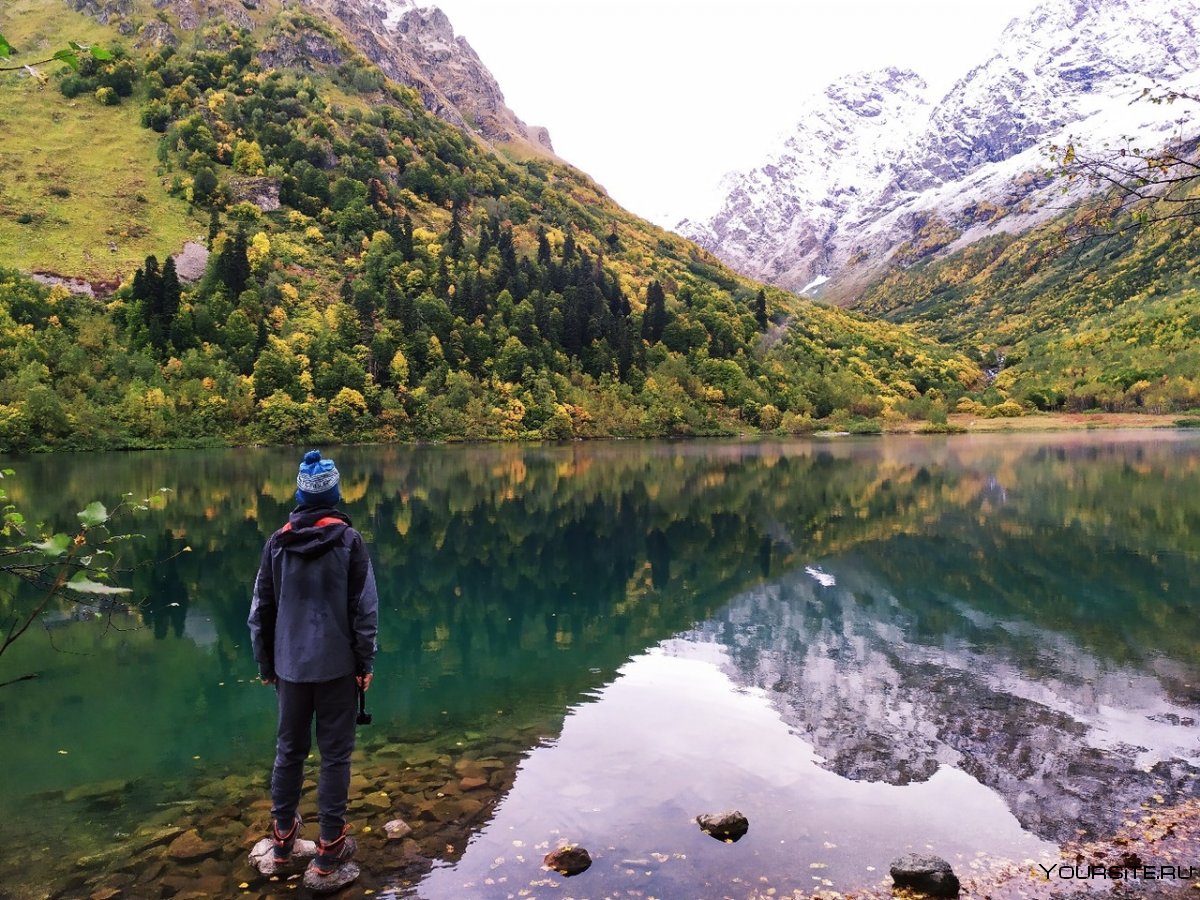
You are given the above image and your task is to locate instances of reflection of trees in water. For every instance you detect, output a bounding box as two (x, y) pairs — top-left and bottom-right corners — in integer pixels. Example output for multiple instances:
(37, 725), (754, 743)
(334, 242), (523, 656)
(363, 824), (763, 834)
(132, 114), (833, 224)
(6, 435), (1200, 737)
(138, 530), (189, 640)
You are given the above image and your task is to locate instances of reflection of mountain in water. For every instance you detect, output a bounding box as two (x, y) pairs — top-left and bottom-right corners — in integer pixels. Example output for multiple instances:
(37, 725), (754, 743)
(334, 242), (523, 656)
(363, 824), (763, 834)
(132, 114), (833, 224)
(691, 560), (1200, 843)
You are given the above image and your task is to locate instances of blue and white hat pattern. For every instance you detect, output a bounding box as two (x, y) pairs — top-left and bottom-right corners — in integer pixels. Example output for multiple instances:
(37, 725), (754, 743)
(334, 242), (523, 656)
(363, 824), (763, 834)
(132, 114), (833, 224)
(297, 450), (340, 494)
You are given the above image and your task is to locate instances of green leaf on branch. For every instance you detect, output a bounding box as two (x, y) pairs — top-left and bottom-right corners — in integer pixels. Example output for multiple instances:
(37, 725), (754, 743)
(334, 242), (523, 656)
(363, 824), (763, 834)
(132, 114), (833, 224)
(31, 533), (70, 558)
(67, 571), (130, 595)
(90, 45), (112, 61)
(51, 48), (79, 71)
(77, 501), (109, 528)
(0, 34), (14, 60)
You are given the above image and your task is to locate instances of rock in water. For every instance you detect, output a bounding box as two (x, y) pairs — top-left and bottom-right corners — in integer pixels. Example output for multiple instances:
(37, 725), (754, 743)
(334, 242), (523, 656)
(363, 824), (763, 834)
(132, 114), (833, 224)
(248, 836), (318, 875)
(167, 829), (220, 862)
(889, 853), (960, 897)
(696, 810), (750, 842)
(383, 818), (413, 840)
(304, 861), (360, 892)
(544, 845), (592, 876)
(63, 778), (130, 808)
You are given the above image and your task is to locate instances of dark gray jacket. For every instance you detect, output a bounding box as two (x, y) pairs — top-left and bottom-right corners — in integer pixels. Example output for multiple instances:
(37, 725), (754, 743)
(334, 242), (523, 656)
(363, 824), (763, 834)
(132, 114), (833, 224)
(248, 506), (378, 683)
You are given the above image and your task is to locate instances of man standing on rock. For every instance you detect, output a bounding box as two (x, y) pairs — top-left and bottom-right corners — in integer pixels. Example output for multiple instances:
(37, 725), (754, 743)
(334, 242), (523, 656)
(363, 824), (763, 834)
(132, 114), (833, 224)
(248, 450), (379, 878)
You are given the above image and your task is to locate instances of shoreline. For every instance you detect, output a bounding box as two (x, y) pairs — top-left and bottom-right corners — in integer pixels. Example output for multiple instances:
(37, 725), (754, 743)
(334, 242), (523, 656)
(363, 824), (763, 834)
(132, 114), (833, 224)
(2, 412), (1197, 457)
(939, 411), (1194, 433)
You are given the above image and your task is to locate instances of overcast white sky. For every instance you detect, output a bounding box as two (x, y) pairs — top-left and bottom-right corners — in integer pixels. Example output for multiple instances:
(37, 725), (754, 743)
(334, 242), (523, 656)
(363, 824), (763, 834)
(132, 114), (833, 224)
(422, 0), (1045, 226)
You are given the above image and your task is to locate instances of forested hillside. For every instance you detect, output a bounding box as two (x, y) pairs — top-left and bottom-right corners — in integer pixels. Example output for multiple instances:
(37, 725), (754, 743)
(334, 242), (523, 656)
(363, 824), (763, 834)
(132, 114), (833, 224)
(0, 1), (979, 451)
(854, 178), (1200, 414)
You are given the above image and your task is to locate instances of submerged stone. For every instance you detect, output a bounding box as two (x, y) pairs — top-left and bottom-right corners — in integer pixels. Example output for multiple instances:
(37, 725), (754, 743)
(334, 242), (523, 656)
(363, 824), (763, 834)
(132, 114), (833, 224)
(890, 853), (960, 897)
(544, 845), (592, 876)
(696, 810), (749, 842)
(167, 829), (219, 862)
(129, 826), (184, 854)
(384, 819), (414, 840)
(360, 791), (392, 811)
(64, 779), (130, 807)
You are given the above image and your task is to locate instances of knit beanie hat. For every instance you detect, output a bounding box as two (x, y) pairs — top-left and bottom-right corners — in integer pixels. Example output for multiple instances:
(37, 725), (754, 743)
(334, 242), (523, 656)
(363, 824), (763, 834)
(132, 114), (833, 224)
(295, 449), (341, 506)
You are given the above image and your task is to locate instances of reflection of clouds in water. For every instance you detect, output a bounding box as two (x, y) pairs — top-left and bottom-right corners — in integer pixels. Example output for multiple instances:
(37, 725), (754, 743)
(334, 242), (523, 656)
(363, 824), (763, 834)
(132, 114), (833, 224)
(806, 565), (837, 587)
(182, 611), (218, 648)
(418, 643), (1052, 899)
(937, 596), (1200, 768)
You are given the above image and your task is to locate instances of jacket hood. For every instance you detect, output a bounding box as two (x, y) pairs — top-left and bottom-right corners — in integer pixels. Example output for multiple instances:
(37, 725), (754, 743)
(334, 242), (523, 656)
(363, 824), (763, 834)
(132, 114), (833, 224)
(276, 506), (353, 558)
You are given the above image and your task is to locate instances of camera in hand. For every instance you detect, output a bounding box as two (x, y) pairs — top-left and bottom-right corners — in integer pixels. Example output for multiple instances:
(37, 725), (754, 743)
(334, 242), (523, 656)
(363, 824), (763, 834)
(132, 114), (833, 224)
(356, 686), (372, 726)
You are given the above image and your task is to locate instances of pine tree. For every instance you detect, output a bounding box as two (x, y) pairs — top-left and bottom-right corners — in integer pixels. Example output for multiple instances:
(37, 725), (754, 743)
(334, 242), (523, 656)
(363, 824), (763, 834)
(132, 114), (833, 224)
(498, 224), (518, 282)
(536, 225), (552, 267)
(159, 257), (182, 343)
(396, 212), (415, 262)
(135, 255), (169, 352)
(447, 204), (464, 258)
(436, 255), (451, 298)
(207, 209), (220, 251)
(216, 226), (251, 300)
(475, 220), (494, 262)
(642, 280), (668, 343)
(754, 289), (769, 332)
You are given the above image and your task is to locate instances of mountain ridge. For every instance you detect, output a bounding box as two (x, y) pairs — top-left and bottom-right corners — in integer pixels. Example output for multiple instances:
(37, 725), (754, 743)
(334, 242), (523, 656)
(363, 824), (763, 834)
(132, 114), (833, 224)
(63, 0), (556, 156)
(679, 0), (1200, 303)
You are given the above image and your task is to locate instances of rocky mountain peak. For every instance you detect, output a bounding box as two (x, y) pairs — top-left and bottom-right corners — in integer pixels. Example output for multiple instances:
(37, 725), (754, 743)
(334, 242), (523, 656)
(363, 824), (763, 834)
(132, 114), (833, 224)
(69, 0), (556, 156)
(824, 67), (929, 117)
(309, 0), (556, 154)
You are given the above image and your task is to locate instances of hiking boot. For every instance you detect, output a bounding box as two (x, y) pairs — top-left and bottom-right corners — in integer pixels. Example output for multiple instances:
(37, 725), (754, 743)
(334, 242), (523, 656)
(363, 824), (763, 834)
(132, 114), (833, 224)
(312, 826), (356, 876)
(272, 814), (302, 865)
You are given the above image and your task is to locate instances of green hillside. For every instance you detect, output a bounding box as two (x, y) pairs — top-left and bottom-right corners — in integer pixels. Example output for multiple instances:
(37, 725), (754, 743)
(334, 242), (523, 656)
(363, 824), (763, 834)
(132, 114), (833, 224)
(853, 182), (1200, 414)
(0, 0), (199, 278)
(0, 0), (979, 450)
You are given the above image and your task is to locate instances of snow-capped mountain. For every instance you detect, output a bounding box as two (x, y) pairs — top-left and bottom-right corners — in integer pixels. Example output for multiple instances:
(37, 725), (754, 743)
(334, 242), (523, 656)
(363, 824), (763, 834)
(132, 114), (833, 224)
(678, 0), (1200, 302)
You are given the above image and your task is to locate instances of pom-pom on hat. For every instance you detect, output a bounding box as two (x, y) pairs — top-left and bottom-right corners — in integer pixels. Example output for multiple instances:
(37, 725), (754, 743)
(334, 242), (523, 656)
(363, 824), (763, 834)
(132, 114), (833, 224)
(296, 449), (341, 506)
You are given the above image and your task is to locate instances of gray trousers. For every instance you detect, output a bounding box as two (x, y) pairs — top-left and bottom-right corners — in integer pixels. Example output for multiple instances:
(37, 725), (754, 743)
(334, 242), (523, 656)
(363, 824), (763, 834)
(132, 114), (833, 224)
(271, 675), (357, 841)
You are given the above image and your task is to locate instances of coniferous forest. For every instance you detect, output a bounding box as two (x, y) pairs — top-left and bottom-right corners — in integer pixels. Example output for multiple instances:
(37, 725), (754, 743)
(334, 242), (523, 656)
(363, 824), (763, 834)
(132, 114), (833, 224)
(0, 8), (984, 450)
(2, 2), (1198, 453)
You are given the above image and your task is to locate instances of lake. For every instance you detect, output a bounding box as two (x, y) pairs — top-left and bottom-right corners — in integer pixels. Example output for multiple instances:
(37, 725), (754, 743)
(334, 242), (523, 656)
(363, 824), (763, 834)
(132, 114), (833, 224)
(1, 433), (1199, 899)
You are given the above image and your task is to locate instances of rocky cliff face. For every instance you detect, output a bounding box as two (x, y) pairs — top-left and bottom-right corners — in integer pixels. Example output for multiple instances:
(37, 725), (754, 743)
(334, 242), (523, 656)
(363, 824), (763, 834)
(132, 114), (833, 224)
(679, 0), (1200, 302)
(71, 0), (555, 156)
(313, 0), (555, 154)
